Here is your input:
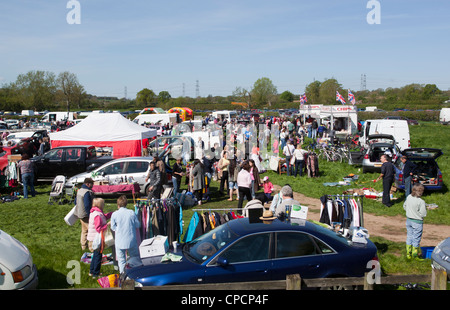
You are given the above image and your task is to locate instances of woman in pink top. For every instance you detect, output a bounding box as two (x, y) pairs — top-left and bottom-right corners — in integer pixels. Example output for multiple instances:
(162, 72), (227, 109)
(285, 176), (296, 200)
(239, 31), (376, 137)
(237, 161), (252, 211)
(88, 198), (112, 277)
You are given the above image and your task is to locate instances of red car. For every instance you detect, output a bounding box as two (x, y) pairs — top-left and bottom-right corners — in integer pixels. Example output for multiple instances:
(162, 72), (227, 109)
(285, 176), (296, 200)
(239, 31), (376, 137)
(0, 147), (15, 173)
(0, 140), (37, 173)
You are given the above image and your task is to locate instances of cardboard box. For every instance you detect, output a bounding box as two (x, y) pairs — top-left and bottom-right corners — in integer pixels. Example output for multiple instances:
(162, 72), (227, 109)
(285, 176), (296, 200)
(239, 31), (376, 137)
(290, 205), (308, 220)
(139, 235), (169, 258)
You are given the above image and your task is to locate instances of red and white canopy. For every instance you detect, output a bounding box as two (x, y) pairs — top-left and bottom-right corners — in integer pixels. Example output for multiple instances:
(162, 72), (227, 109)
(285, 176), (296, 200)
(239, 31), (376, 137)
(49, 112), (156, 157)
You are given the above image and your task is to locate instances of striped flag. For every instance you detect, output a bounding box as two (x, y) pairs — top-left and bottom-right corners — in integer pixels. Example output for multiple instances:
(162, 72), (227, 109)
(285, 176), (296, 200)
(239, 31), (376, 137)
(302, 93), (308, 103)
(299, 93), (307, 105)
(348, 89), (356, 105)
(336, 91), (346, 105)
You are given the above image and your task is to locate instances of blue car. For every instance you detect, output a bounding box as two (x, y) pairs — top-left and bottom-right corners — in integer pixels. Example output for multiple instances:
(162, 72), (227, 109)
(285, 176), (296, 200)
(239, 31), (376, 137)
(122, 218), (378, 288)
(394, 148), (443, 191)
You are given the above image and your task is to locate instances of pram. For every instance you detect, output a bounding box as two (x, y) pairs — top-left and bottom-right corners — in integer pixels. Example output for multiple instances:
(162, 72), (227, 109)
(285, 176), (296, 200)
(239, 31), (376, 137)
(48, 175), (67, 205)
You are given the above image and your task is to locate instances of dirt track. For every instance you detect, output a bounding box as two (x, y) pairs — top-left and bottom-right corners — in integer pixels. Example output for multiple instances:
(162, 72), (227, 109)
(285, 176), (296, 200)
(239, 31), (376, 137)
(273, 185), (450, 247)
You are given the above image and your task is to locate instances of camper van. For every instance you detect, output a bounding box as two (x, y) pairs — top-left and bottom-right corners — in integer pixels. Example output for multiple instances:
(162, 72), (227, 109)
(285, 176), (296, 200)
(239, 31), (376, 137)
(41, 112), (74, 122)
(133, 113), (180, 126)
(361, 119), (410, 151)
(440, 108), (450, 125)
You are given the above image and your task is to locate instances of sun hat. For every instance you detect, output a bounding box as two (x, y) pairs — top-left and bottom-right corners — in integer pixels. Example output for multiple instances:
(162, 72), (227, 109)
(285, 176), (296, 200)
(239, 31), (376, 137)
(263, 176), (269, 182)
(259, 210), (276, 221)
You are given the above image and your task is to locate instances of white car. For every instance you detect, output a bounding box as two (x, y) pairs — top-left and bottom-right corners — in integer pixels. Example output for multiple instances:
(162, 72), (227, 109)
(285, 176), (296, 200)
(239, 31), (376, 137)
(0, 229), (38, 290)
(65, 157), (160, 195)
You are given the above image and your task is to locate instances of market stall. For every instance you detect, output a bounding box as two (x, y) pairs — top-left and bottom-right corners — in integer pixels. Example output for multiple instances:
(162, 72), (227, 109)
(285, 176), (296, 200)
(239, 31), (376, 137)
(49, 112), (157, 157)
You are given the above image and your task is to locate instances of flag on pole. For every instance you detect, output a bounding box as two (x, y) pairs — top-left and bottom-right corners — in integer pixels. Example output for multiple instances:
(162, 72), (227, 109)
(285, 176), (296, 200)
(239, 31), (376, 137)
(299, 93), (307, 105)
(336, 91), (346, 105)
(348, 89), (356, 105)
(302, 93), (308, 103)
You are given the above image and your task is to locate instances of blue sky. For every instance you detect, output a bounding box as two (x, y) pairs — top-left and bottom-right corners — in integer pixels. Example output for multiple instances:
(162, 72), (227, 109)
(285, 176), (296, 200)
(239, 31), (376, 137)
(1, 0), (449, 99)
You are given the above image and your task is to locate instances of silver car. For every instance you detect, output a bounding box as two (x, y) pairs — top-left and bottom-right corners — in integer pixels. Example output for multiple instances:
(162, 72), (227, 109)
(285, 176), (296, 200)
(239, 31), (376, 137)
(65, 157), (156, 195)
(0, 229), (39, 290)
(362, 134), (401, 173)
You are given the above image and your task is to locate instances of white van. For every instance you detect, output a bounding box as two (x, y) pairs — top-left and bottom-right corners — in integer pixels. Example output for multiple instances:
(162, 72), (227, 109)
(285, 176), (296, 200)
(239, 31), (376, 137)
(211, 110), (237, 121)
(361, 119), (410, 151)
(41, 112), (74, 122)
(133, 113), (179, 125)
(440, 108), (450, 125)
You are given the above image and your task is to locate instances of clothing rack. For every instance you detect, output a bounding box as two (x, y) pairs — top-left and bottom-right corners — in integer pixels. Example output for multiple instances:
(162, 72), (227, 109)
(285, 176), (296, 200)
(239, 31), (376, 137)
(320, 194), (365, 228)
(134, 197), (183, 245)
(192, 208), (243, 212)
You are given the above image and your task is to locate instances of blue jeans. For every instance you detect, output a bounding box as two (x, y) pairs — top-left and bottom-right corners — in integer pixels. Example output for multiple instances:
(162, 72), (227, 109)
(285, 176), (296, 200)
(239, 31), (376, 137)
(172, 178), (179, 196)
(116, 246), (142, 274)
(406, 218), (423, 248)
(294, 159), (304, 177)
(285, 156), (292, 176)
(404, 176), (412, 198)
(22, 173), (36, 199)
(90, 249), (103, 276)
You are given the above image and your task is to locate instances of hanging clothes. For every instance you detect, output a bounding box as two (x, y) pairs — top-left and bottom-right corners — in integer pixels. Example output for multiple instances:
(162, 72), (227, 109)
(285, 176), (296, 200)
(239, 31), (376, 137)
(319, 195), (364, 229)
(135, 198), (183, 244)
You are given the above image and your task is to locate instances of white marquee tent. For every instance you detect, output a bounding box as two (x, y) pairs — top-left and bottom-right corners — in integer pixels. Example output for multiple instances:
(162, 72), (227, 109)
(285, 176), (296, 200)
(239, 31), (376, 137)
(49, 112), (156, 157)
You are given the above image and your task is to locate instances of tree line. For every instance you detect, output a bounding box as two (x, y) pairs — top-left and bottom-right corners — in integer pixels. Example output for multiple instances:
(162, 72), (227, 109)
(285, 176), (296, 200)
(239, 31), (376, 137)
(1, 71), (448, 113)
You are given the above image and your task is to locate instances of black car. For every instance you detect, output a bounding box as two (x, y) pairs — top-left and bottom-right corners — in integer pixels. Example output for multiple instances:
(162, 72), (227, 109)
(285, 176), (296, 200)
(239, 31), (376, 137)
(32, 145), (114, 181)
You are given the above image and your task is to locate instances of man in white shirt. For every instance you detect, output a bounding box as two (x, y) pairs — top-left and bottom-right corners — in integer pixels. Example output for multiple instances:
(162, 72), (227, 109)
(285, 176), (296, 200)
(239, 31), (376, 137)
(282, 140), (295, 176)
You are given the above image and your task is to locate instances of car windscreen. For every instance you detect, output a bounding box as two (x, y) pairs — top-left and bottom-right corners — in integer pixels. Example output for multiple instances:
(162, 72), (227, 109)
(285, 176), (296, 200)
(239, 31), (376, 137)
(183, 223), (239, 264)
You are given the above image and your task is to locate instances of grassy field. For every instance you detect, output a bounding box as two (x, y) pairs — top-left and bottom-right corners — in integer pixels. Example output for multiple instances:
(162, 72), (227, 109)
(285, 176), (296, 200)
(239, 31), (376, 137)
(0, 121), (447, 289)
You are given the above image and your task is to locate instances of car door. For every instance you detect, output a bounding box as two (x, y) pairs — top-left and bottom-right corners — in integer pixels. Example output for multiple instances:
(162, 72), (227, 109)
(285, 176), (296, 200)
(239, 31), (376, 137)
(270, 231), (326, 280)
(64, 147), (84, 177)
(123, 160), (150, 188)
(38, 148), (64, 178)
(96, 161), (126, 183)
(204, 233), (272, 284)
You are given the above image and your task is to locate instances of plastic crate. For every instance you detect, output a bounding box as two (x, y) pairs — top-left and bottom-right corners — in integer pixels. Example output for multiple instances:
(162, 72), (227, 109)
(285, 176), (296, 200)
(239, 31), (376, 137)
(420, 247), (435, 259)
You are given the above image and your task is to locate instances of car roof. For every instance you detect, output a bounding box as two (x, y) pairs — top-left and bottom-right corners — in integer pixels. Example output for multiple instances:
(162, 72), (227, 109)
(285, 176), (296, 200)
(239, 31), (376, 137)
(108, 156), (154, 162)
(402, 148), (443, 160)
(224, 217), (323, 236)
(368, 134), (395, 140)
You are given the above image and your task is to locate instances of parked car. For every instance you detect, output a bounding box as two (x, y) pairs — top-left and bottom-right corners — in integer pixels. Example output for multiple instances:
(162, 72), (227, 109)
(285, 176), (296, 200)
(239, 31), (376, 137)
(0, 229), (38, 290)
(121, 218), (378, 288)
(394, 148), (443, 191)
(65, 156), (171, 195)
(384, 116), (419, 126)
(31, 145), (114, 181)
(431, 238), (450, 275)
(362, 134), (401, 173)
(148, 135), (194, 160)
(0, 146), (15, 172)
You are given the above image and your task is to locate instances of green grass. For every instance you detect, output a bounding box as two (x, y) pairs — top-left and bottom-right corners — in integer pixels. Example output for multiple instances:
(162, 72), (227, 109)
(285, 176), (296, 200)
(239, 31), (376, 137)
(0, 121), (447, 289)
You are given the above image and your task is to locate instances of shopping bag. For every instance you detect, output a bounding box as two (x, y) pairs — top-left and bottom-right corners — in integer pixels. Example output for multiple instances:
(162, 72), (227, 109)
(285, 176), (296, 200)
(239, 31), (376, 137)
(104, 227), (114, 248)
(92, 232), (102, 251)
(97, 274), (119, 288)
(64, 206), (77, 226)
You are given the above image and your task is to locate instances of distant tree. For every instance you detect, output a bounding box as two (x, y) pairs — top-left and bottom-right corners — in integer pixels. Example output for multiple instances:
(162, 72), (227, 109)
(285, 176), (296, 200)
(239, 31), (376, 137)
(251, 77), (277, 106)
(422, 84), (441, 99)
(157, 91), (171, 103)
(304, 80), (321, 104)
(232, 87), (252, 108)
(279, 90), (294, 102)
(14, 70), (57, 111)
(56, 71), (85, 111)
(136, 88), (156, 107)
(319, 78), (343, 104)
